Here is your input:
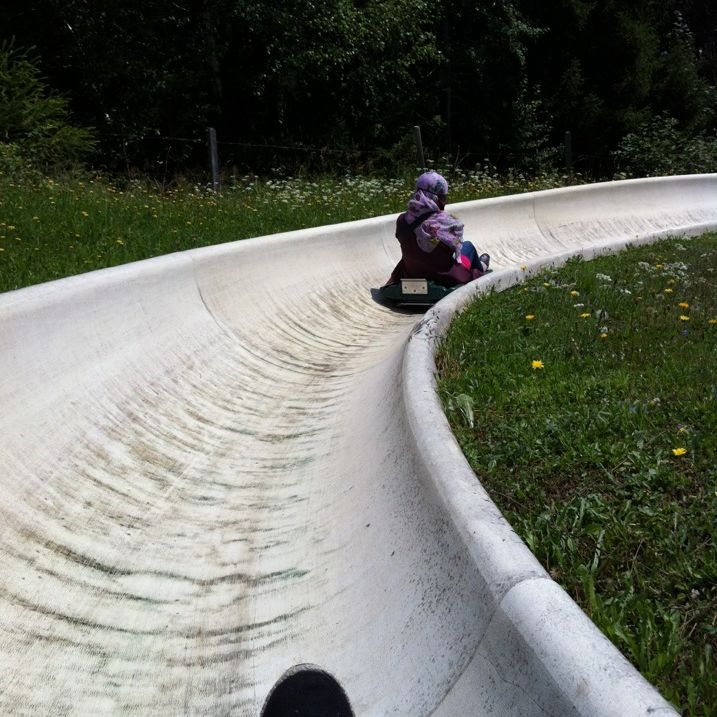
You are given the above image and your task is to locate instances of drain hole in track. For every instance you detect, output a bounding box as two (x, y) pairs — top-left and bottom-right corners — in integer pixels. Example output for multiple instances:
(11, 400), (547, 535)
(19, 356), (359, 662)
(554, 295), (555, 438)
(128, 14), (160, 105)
(261, 664), (353, 717)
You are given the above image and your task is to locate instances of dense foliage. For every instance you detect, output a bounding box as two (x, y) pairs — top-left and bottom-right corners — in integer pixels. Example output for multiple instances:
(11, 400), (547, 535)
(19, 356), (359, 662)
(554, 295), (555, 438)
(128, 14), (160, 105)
(1, 0), (715, 176)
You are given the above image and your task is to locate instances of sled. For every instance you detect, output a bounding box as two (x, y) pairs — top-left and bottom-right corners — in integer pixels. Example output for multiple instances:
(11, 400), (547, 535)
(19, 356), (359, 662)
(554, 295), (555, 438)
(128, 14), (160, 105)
(377, 273), (491, 306)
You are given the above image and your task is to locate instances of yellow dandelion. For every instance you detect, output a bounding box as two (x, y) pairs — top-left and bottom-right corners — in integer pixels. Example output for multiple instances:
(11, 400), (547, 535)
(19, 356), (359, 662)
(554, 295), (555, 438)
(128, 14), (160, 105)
(570, 290), (579, 296)
(543, 282), (550, 288)
(116, 239), (124, 245)
(667, 278), (676, 285)
(677, 427), (688, 434)
(580, 312), (591, 319)
(600, 333), (608, 339)
(709, 319), (717, 325)
(525, 314), (535, 321)
(531, 359), (544, 370)
(655, 263), (664, 269)
(664, 288), (673, 293)
(678, 302), (689, 308)
(679, 315), (690, 321)
(671, 447), (687, 456)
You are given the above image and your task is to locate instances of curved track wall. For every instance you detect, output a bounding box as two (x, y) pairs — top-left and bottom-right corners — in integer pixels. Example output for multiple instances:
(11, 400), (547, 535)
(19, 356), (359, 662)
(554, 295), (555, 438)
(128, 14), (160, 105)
(0, 175), (715, 715)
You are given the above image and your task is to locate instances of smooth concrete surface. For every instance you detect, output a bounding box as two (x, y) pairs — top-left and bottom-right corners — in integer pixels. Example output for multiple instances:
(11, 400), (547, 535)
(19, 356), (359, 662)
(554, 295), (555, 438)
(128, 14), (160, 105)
(1, 175), (715, 715)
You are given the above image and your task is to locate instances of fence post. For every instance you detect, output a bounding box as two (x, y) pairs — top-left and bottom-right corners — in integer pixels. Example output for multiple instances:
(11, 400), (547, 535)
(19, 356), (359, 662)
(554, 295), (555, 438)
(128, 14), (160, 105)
(413, 125), (425, 170)
(207, 127), (220, 192)
(564, 130), (573, 174)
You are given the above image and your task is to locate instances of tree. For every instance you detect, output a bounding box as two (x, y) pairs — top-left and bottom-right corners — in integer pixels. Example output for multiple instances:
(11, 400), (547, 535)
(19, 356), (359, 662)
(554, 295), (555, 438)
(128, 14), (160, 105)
(520, 0), (716, 174)
(434, 0), (546, 168)
(22, 0), (235, 170)
(0, 41), (95, 171)
(220, 0), (441, 152)
(653, 10), (716, 132)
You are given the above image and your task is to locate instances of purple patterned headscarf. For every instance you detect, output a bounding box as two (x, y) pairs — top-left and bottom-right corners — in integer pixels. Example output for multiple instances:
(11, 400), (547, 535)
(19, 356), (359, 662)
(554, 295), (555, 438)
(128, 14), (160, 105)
(416, 211), (464, 254)
(405, 171), (449, 224)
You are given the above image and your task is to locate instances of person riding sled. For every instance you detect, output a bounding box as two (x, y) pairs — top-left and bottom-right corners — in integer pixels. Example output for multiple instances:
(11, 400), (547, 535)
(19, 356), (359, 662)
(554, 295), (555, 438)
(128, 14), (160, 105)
(387, 171), (489, 287)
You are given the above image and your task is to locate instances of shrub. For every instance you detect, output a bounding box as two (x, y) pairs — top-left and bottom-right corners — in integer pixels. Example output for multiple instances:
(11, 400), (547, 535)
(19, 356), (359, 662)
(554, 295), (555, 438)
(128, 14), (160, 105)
(0, 141), (24, 177)
(613, 114), (717, 177)
(0, 41), (96, 173)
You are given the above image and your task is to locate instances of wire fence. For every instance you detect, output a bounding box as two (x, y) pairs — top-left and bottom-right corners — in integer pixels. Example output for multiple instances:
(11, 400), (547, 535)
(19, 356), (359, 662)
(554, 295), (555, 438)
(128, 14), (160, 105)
(102, 132), (393, 183)
(99, 127), (619, 185)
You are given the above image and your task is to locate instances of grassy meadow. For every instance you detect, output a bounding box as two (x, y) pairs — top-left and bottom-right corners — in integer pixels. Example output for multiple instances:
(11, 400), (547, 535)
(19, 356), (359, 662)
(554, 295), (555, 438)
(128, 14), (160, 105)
(437, 234), (717, 716)
(0, 167), (571, 293)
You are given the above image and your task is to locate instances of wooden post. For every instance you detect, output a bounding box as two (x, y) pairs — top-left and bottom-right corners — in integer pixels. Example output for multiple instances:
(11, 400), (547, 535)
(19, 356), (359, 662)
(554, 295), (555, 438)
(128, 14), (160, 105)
(207, 127), (220, 192)
(564, 130), (573, 174)
(413, 125), (425, 169)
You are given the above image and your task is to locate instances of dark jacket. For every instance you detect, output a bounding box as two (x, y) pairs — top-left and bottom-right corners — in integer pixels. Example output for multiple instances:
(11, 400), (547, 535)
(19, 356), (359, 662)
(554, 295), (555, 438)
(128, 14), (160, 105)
(388, 212), (472, 287)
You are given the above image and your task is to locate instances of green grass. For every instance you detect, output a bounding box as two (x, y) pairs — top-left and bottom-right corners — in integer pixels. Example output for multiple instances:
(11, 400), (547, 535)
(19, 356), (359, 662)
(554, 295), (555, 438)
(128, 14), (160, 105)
(437, 235), (717, 716)
(0, 167), (574, 293)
